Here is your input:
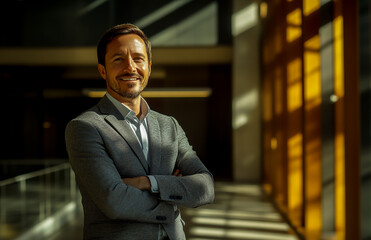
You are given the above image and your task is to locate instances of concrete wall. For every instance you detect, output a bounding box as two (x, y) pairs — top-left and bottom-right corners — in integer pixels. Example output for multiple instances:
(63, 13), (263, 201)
(232, 0), (262, 182)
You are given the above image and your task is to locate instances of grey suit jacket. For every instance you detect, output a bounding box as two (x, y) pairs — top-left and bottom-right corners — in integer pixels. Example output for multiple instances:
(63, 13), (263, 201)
(65, 95), (214, 240)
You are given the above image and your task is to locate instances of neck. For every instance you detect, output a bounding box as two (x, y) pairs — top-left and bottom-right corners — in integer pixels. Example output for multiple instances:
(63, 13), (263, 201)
(124, 98), (141, 117)
(108, 89), (141, 116)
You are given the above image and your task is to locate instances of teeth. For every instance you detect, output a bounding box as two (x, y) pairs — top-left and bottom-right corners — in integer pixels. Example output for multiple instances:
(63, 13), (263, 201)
(121, 78), (137, 81)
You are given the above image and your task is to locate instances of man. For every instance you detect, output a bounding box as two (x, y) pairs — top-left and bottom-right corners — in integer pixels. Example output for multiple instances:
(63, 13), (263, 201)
(65, 23), (214, 240)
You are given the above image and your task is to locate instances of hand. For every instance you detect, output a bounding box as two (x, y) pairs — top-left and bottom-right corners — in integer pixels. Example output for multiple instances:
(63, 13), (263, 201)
(173, 169), (183, 177)
(122, 176), (151, 191)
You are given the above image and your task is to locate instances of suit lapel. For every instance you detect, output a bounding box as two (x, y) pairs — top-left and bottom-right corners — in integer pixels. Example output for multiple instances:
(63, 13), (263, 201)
(98, 96), (149, 173)
(147, 113), (162, 174)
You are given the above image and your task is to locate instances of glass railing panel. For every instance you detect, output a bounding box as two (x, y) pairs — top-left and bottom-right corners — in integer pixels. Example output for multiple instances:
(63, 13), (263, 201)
(0, 161), (79, 240)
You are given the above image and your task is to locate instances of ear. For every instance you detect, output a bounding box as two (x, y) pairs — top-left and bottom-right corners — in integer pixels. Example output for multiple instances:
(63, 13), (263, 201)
(148, 61), (152, 76)
(98, 64), (107, 80)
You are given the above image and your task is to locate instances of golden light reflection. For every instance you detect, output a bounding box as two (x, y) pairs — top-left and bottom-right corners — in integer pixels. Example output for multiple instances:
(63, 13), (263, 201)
(271, 137), (278, 150)
(287, 58), (302, 84)
(304, 139), (322, 237)
(286, 8), (302, 42)
(260, 2), (268, 18)
(288, 133), (303, 225)
(334, 17), (345, 99)
(287, 58), (302, 112)
(287, 8), (302, 25)
(83, 88), (212, 98)
(303, 0), (320, 16)
(143, 89), (211, 98)
(335, 133), (345, 239)
(334, 15), (345, 240)
(303, 32), (322, 238)
(304, 36), (321, 110)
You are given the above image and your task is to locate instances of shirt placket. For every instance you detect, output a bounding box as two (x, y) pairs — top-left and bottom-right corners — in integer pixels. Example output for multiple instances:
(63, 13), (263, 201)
(139, 121), (149, 161)
(129, 116), (149, 162)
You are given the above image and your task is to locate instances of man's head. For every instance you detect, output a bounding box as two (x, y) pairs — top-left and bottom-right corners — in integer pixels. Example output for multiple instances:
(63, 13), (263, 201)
(97, 24), (152, 101)
(97, 23), (152, 67)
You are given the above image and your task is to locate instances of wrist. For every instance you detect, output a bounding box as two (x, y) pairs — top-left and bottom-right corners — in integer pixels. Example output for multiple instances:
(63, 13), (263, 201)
(141, 176), (151, 191)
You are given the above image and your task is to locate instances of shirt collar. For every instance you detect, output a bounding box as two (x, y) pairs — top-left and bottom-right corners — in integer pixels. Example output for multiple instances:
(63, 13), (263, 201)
(106, 92), (150, 122)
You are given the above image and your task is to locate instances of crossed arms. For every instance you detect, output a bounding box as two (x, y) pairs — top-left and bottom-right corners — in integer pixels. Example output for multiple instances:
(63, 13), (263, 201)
(122, 169), (182, 191)
(65, 114), (214, 224)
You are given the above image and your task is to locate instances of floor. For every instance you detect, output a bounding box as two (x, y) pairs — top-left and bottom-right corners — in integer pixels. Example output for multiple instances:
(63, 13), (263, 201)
(46, 182), (299, 240)
(1, 175), (299, 240)
(182, 182), (299, 240)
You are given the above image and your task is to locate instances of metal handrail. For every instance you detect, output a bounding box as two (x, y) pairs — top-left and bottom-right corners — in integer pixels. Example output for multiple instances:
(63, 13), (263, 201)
(0, 162), (70, 187)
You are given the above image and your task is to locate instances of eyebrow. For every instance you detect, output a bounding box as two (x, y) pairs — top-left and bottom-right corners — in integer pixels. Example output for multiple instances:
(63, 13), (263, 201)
(110, 52), (146, 59)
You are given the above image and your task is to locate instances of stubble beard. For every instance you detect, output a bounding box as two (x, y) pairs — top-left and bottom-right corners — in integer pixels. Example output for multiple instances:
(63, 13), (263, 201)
(111, 81), (144, 99)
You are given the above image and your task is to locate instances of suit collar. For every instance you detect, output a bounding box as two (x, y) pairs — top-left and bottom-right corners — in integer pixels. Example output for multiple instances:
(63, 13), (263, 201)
(97, 95), (124, 120)
(105, 92), (151, 122)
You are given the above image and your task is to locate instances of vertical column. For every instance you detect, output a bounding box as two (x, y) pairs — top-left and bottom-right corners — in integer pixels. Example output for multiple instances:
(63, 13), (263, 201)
(319, 0), (336, 236)
(232, 0), (262, 182)
(273, 0), (289, 210)
(285, 0), (304, 229)
(340, 0), (361, 239)
(359, 0), (371, 239)
(303, 0), (322, 238)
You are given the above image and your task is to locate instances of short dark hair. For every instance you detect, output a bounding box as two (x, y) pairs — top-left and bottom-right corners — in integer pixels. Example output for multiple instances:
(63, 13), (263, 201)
(97, 23), (152, 66)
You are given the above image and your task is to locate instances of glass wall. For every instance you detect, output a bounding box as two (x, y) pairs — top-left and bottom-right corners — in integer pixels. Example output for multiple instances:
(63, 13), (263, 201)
(0, 162), (79, 239)
(262, 0), (365, 239)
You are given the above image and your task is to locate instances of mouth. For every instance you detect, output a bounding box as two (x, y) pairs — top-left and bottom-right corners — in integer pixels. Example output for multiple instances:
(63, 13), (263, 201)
(118, 77), (140, 81)
(117, 74), (142, 82)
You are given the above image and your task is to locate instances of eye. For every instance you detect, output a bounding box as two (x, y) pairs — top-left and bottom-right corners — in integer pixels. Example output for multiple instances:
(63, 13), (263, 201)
(134, 57), (145, 62)
(113, 57), (122, 62)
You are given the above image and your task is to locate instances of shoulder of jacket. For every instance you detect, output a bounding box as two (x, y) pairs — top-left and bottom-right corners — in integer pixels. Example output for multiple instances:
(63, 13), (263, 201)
(149, 110), (180, 129)
(148, 109), (171, 119)
(70, 105), (102, 123)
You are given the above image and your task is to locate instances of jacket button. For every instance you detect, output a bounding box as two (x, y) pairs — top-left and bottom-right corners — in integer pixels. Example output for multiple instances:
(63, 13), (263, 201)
(169, 195), (183, 200)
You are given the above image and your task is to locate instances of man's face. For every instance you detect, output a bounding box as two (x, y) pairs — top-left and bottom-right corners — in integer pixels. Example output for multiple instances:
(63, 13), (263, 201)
(98, 34), (151, 100)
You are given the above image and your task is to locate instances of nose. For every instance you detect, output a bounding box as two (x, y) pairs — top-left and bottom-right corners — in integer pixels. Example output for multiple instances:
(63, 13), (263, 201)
(125, 56), (136, 73)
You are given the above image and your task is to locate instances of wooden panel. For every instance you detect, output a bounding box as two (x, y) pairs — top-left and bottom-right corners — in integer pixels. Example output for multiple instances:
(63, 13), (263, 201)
(340, 0), (361, 239)
(303, 1), (323, 239)
(285, 0), (304, 229)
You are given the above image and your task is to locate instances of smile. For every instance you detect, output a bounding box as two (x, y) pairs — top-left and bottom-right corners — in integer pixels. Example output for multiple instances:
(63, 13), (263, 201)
(118, 77), (140, 81)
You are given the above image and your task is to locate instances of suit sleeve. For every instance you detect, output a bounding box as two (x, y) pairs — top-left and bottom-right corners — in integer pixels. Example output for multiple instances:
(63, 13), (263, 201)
(154, 117), (215, 208)
(65, 118), (177, 223)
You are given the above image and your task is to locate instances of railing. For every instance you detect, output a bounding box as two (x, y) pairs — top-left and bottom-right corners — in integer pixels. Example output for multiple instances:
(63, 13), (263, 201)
(0, 161), (80, 240)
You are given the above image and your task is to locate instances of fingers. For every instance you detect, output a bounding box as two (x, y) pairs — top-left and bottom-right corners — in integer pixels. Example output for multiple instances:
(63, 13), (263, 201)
(122, 176), (151, 191)
(172, 169), (182, 177)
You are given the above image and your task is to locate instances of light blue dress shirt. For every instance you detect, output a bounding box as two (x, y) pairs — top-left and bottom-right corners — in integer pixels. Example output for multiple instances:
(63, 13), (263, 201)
(106, 93), (159, 193)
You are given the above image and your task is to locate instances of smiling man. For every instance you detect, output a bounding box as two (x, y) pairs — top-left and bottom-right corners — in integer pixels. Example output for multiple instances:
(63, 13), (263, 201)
(65, 23), (214, 240)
